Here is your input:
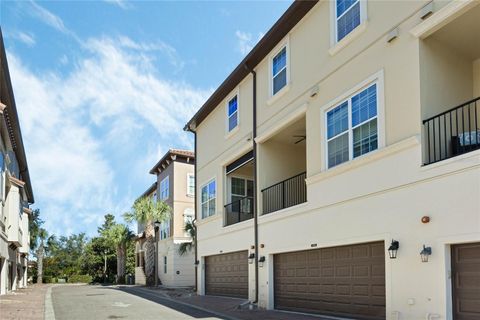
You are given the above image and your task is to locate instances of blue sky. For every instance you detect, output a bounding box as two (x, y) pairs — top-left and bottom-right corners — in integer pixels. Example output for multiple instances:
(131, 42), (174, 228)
(1, 0), (291, 237)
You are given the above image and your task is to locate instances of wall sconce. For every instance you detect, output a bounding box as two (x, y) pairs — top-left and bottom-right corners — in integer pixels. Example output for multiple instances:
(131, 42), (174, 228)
(388, 240), (399, 259)
(420, 245), (432, 262)
(248, 253), (255, 264)
(258, 256), (266, 268)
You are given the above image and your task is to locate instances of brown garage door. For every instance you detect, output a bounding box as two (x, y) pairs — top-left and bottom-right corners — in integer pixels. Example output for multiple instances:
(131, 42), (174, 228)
(205, 250), (248, 299)
(452, 242), (480, 320)
(274, 241), (385, 320)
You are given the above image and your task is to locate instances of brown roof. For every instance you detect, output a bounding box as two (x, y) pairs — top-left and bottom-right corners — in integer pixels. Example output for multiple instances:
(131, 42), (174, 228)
(149, 149), (195, 174)
(184, 0), (318, 132)
(0, 28), (34, 203)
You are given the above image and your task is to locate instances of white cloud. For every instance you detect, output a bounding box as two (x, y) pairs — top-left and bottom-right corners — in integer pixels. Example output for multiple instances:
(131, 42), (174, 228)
(29, 1), (77, 39)
(104, 0), (132, 10)
(7, 36), (210, 236)
(235, 30), (264, 56)
(11, 31), (36, 47)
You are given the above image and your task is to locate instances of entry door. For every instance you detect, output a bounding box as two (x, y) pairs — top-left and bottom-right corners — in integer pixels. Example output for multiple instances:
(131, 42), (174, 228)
(452, 242), (480, 320)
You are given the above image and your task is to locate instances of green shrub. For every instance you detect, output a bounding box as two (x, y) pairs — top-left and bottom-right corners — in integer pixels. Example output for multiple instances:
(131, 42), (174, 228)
(68, 275), (92, 283)
(43, 276), (53, 283)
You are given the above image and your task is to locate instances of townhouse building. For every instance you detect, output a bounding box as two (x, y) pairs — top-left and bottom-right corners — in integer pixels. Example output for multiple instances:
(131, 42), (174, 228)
(0, 30), (35, 295)
(185, 1), (480, 319)
(135, 149), (195, 287)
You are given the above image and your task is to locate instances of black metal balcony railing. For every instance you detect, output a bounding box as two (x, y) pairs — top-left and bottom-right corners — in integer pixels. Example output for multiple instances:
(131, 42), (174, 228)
(262, 172), (306, 215)
(423, 97), (480, 165)
(224, 196), (254, 226)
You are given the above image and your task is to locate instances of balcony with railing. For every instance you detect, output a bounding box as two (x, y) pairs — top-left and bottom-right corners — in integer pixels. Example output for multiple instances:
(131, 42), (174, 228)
(261, 172), (306, 215)
(423, 97), (480, 165)
(224, 196), (254, 226)
(419, 3), (480, 165)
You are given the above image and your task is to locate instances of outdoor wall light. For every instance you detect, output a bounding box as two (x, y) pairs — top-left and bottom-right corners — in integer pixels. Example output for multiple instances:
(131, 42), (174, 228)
(258, 256), (266, 268)
(154, 220), (161, 229)
(248, 253), (255, 264)
(420, 245), (432, 262)
(388, 240), (399, 259)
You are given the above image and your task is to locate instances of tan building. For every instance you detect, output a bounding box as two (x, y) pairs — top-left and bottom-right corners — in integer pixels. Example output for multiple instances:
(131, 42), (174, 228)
(0, 30), (35, 295)
(135, 149), (195, 287)
(185, 1), (480, 319)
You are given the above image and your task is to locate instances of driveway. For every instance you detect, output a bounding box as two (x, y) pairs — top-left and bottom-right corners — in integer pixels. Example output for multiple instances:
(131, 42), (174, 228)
(51, 284), (223, 320)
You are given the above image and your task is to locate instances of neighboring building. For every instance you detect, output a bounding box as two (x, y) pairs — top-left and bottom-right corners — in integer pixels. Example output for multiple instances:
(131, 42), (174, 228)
(0, 29), (35, 295)
(185, 1), (480, 319)
(135, 149), (195, 287)
(134, 182), (157, 285)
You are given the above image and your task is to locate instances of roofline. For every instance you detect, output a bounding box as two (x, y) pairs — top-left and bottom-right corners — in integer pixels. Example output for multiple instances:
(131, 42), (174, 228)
(138, 182), (157, 200)
(149, 149), (195, 175)
(0, 28), (34, 203)
(184, 0), (318, 132)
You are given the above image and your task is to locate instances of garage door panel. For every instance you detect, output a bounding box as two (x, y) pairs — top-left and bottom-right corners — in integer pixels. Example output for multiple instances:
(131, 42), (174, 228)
(205, 250), (248, 299)
(452, 242), (480, 320)
(274, 241), (386, 320)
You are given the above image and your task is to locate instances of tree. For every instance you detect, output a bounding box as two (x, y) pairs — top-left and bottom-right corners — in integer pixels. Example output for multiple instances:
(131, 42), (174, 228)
(36, 228), (55, 284)
(178, 220), (195, 256)
(29, 209), (43, 252)
(123, 197), (170, 285)
(102, 224), (133, 284)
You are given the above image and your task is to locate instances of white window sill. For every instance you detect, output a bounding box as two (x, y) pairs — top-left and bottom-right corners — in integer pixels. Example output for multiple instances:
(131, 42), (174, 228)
(224, 126), (240, 140)
(329, 21), (368, 56)
(267, 83), (291, 106)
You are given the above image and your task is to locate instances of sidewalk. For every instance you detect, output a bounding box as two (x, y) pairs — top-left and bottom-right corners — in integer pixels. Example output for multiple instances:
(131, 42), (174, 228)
(134, 286), (335, 320)
(0, 284), (50, 320)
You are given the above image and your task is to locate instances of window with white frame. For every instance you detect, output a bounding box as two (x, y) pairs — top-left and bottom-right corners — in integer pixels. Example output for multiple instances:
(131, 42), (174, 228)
(326, 83), (378, 168)
(335, 0), (362, 42)
(160, 176), (169, 200)
(201, 179), (216, 219)
(160, 219), (170, 240)
(152, 191), (157, 202)
(227, 95), (239, 132)
(187, 173), (195, 196)
(272, 46), (287, 95)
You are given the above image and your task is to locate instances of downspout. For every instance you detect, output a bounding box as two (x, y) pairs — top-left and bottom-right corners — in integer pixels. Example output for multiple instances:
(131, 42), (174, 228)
(244, 63), (258, 304)
(186, 126), (198, 293)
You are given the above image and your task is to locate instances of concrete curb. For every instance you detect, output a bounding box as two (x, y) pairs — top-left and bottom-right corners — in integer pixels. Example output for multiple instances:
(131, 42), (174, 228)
(44, 285), (56, 320)
(125, 286), (242, 320)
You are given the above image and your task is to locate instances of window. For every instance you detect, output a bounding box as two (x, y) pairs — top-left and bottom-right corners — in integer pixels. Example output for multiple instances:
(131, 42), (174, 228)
(160, 219), (170, 240)
(230, 177), (254, 203)
(201, 179), (216, 219)
(326, 83), (378, 168)
(152, 192), (157, 202)
(163, 256), (167, 273)
(187, 173), (195, 196)
(227, 95), (238, 132)
(160, 176), (169, 201)
(272, 46), (287, 95)
(335, 0), (362, 42)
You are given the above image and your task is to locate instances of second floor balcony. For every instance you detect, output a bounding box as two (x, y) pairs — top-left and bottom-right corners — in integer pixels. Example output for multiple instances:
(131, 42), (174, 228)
(262, 172), (306, 215)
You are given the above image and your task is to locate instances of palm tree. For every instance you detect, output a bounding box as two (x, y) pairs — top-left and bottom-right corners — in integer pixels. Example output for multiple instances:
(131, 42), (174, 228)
(102, 224), (133, 284)
(178, 220), (195, 256)
(123, 196), (170, 286)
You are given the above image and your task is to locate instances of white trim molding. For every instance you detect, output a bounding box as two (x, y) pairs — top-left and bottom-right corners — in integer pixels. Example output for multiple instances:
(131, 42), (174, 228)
(410, 0), (480, 39)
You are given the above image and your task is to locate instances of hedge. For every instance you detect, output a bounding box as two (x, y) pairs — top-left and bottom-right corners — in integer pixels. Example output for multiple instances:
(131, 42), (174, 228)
(68, 275), (92, 283)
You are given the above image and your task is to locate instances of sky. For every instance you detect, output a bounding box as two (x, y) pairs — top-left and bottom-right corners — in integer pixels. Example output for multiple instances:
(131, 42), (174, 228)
(0, 0), (291, 237)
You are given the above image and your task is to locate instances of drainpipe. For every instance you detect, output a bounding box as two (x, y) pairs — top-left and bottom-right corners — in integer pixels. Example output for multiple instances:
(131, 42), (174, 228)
(244, 63), (259, 304)
(185, 126), (198, 293)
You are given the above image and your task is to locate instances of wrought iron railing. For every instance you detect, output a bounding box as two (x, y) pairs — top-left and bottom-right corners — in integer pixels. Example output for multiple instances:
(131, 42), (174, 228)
(224, 196), (254, 226)
(423, 97), (480, 165)
(261, 172), (306, 215)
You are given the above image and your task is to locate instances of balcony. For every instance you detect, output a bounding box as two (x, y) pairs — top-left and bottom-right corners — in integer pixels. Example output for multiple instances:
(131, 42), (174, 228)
(224, 196), (254, 226)
(224, 152), (254, 227)
(423, 97), (479, 165)
(262, 172), (306, 214)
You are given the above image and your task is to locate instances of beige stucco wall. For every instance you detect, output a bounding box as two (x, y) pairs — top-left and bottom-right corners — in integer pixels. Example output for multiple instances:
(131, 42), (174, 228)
(157, 240), (194, 287)
(194, 1), (480, 319)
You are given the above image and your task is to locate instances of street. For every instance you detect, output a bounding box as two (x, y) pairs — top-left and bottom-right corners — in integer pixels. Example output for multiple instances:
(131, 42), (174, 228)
(50, 285), (223, 320)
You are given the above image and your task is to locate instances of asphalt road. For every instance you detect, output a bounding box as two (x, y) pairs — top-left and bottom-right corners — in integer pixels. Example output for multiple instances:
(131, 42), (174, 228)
(51, 285), (224, 320)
